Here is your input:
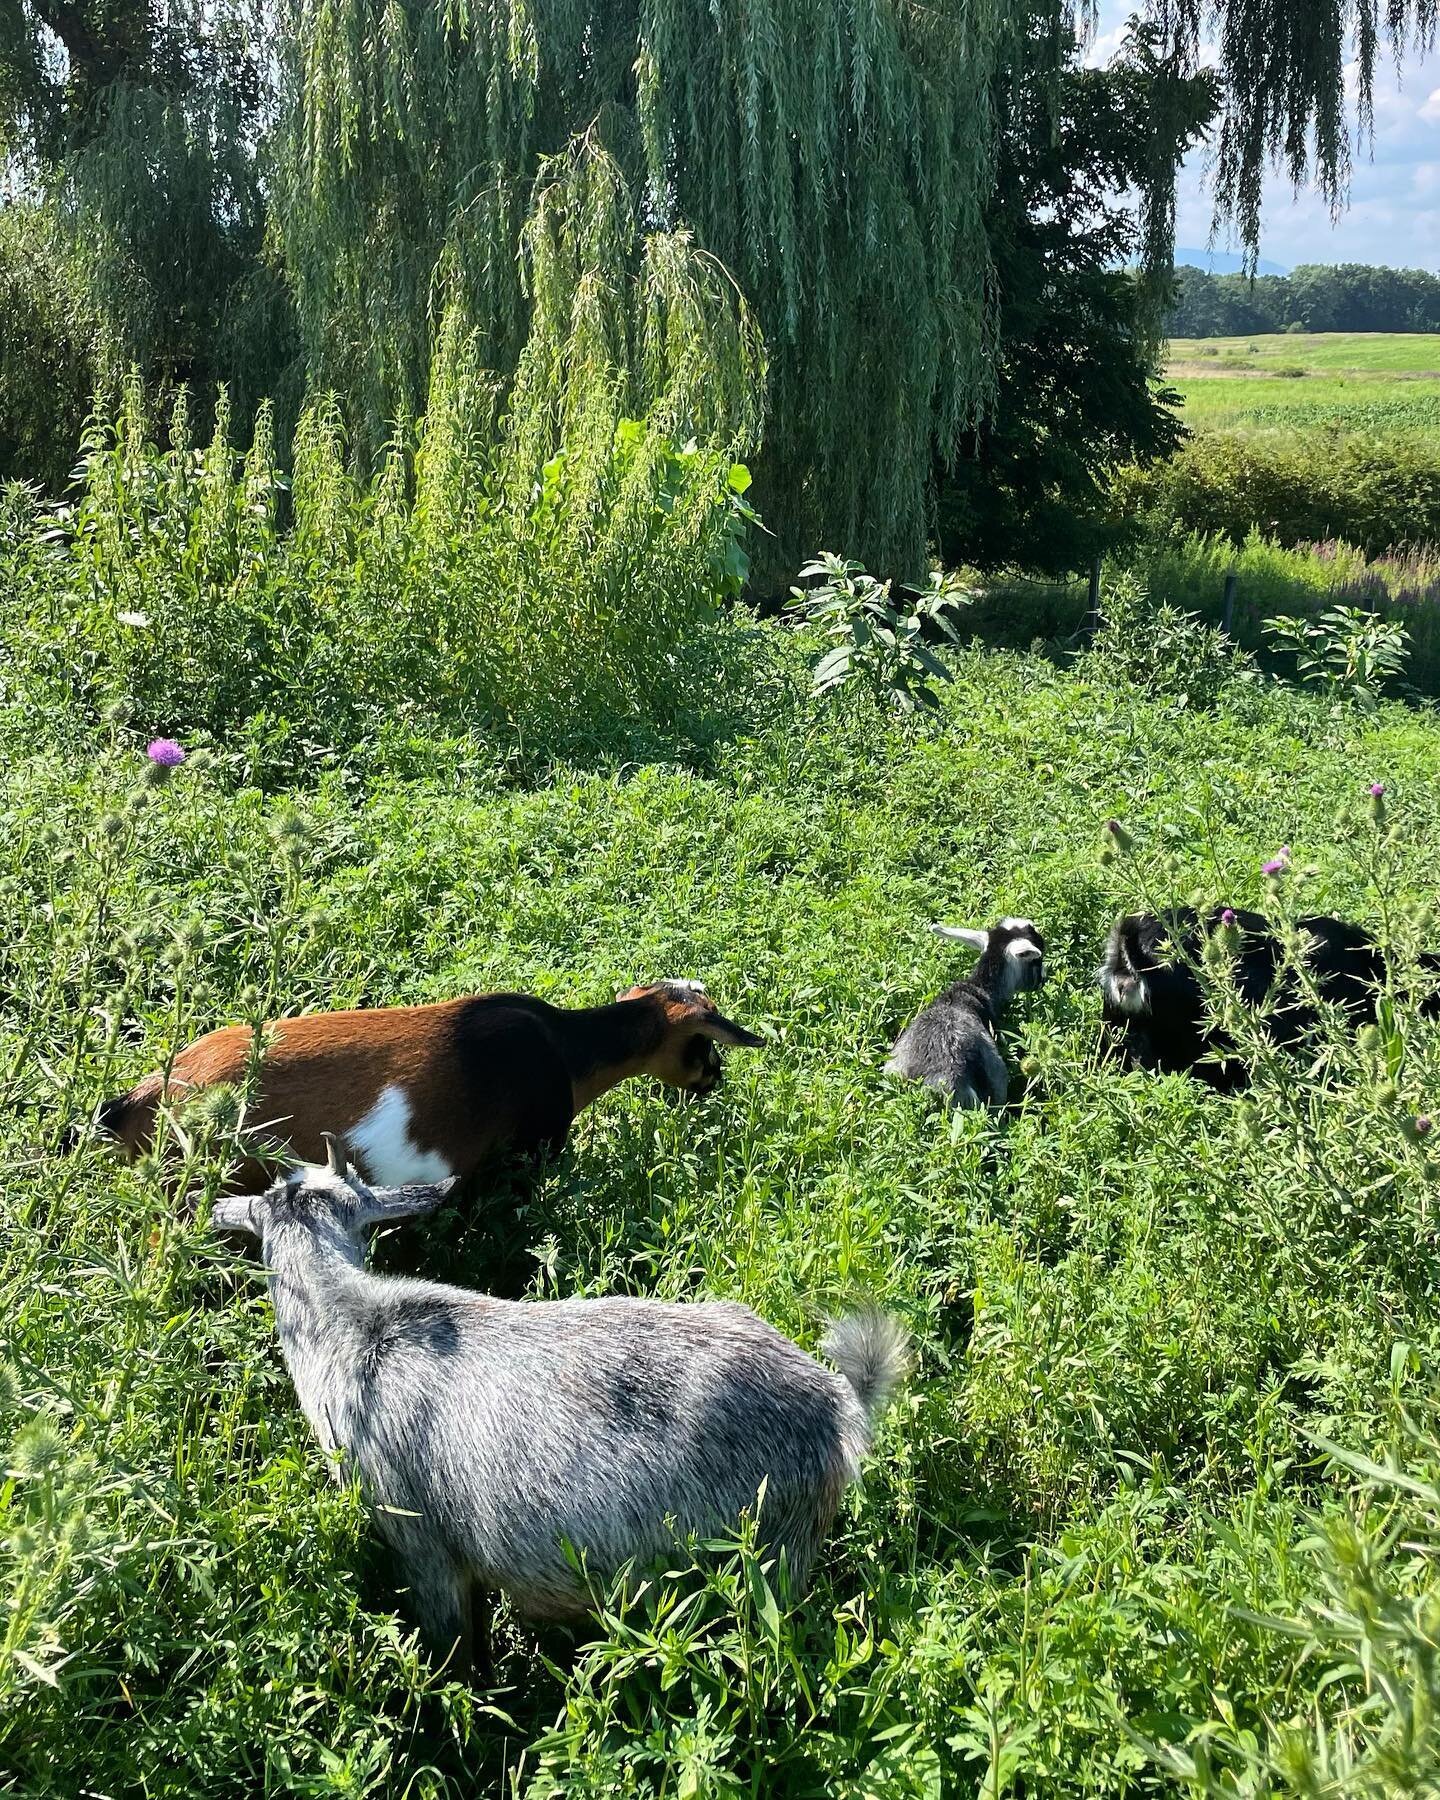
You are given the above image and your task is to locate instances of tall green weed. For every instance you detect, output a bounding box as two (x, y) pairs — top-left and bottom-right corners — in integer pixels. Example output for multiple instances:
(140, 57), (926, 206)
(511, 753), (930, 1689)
(2, 337), (759, 774)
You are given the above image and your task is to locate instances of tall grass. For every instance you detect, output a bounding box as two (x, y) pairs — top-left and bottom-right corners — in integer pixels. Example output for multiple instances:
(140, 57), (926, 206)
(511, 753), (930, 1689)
(1126, 530), (1440, 685)
(5, 614), (1440, 1790)
(1, 328), (760, 777)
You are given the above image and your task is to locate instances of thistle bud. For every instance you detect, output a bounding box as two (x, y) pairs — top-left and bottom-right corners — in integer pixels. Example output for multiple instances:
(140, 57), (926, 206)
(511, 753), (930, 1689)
(1203, 931), (1232, 972)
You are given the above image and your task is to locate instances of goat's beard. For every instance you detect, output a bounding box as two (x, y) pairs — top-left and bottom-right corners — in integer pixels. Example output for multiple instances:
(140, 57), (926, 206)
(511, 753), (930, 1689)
(1098, 923), (1151, 1017)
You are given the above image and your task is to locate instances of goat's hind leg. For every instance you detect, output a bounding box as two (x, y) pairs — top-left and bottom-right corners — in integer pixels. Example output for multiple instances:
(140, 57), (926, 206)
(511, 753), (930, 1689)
(402, 1556), (475, 1677)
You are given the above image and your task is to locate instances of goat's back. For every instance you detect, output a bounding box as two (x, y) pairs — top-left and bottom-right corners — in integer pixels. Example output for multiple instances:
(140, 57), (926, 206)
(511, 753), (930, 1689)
(887, 986), (1006, 1106)
(337, 1289), (872, 1617)
(1101, 908), (1395, 1087)
(104, 994), (576, 1184)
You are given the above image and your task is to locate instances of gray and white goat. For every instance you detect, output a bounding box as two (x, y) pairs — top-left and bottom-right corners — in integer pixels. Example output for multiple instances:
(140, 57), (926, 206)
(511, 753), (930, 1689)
(884, 917), (1046, 1108)
(212, 1136), (908, 1667)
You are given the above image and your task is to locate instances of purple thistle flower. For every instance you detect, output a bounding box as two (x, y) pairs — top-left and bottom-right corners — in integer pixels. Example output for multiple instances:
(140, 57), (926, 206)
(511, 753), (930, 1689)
(1370, 783), (1385, 798)
(146, 738), (186, 767)
(1416, 1116), (1433, 1138)
(1261, 846), (1290, 876)
(1221, 908), (1237, 925)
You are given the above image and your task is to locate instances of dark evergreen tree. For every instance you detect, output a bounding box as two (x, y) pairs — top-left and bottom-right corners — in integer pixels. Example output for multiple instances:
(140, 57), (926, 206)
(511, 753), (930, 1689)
(934, 25), (1214, 575)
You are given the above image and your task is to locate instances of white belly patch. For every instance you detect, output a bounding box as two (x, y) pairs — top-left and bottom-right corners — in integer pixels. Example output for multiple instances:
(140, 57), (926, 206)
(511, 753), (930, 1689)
(348, 1084), (454, 1186)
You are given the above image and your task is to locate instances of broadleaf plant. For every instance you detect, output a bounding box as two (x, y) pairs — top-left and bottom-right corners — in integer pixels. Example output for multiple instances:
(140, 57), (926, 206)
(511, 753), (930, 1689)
(787, 553), (972, 716)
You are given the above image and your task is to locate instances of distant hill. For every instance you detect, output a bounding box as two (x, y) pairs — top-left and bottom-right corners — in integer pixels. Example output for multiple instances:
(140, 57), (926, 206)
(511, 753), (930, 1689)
(1175, 247), (1290, 277)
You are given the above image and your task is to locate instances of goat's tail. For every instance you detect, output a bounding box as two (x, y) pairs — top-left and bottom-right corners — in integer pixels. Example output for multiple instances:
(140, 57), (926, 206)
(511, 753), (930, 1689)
(823, 1309), (910, 1425)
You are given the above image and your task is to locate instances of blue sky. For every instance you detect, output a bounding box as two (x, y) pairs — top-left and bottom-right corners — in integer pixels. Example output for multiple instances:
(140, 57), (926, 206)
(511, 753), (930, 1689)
(1087, 6), (1440, 272)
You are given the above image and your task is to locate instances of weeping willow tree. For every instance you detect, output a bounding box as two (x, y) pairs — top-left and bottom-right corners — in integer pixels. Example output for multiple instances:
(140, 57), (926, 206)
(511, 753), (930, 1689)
(272, 0), (1440, 580)
(0, 1), (293, 481)
(3, 2), (1438, 567)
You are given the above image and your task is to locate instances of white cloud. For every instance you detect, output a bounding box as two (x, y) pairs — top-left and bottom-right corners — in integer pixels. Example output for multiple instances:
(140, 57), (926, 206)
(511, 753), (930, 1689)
(1090, 1), (1440, 269)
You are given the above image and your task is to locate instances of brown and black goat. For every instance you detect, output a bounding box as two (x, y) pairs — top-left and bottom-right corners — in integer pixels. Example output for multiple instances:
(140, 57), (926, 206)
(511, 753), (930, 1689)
(94, 981), (764, 1192)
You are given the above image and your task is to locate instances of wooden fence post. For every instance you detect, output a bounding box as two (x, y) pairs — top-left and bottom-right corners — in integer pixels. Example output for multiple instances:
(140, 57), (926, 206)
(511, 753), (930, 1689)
(1221, 572), (1238, 637)
(1083, 554), (1102, 642)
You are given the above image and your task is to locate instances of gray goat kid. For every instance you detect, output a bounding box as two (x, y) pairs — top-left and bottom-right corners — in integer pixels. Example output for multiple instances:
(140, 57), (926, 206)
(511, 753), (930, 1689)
(211, 1136), (908, 1668)
(884, 917), (1046, 1108)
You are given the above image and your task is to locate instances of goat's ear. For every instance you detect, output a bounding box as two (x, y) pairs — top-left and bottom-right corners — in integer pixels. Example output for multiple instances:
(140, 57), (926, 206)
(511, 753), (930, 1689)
(693, 1011), (766, 1049)
(210, 1196), (260, 1237)
(932, 924), (990, 950)
(358, 1177), (458, 1225)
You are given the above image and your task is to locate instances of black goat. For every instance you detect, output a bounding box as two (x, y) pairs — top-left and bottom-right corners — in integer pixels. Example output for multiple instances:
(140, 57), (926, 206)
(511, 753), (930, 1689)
(1099, 907), (1440, 1090)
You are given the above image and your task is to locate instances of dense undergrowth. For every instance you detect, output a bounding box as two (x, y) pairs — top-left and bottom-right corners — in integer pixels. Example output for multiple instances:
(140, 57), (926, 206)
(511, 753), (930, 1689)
(1, 322), (758, 782)
(4, 539), (1440, 1793)
(1117, 431), (1440, 564)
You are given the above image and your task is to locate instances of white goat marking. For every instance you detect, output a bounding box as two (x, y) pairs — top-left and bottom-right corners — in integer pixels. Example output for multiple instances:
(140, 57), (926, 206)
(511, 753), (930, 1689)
(1099, 966), (1150, 1016)
(349, 1085), (454, 1187)
(998, 916), (1037, 933)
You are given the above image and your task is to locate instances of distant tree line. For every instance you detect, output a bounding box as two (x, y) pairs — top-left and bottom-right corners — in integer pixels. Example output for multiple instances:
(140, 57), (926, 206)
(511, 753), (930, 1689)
(1168, 263), (1440, 337)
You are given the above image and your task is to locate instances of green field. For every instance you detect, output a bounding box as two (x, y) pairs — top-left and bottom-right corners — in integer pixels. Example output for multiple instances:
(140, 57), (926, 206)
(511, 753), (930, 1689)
(5, 381), (1440, 1796)
(1164, 332), (1440, 435)
(7, 612), (1440, 1791)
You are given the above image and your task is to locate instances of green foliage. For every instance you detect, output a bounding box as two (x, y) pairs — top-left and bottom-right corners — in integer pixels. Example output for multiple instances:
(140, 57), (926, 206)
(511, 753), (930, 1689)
(1086, 570), (1250, 708)
(8, 3), (1439, 577)
(1169, 262), (1440, 336)
(270, 0), (1033, 579)
(0, 205), (101, 488)
(1119, 532), (1440, 699)
(1, 348), (762, 769)
(1264, 606), (1412, 709)
(1118, 431), (1440, 558)
(931, 28), (1207, 577)
(0, 3), (289, 485)
(787, 555), (970, 716)
(9, 615), (1440, 1789)
(1150, 1410), (1440, 1796)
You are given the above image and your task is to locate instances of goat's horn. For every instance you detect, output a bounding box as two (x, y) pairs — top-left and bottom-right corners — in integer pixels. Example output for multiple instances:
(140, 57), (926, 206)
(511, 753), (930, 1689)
(322, 1131), (349, 1175)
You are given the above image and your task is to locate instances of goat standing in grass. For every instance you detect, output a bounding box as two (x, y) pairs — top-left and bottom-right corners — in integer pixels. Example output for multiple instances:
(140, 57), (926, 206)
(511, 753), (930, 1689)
(94, 980), (764, 1191)
(1099, 907), (1440, 1090)
(211, 1136), (908, 1672)
(885, 918), (1046, 1109)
